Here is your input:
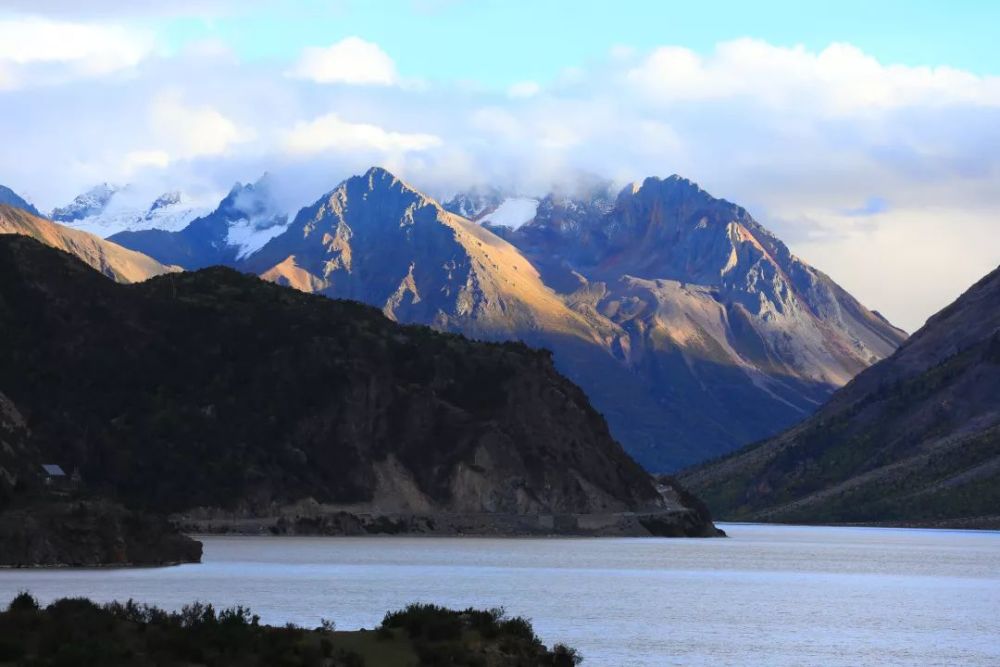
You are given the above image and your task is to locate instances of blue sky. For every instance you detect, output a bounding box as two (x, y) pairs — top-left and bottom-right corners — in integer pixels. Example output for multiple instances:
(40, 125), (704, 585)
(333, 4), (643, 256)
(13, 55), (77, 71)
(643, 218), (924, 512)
(156, 0), (1000, 84)
(0, 0), (998, 331)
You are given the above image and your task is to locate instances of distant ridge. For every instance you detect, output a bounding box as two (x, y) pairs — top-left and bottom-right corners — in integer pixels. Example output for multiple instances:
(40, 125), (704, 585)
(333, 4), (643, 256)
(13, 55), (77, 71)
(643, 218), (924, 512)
(0, 184), (41, 217)
(0, 204), (178, 283)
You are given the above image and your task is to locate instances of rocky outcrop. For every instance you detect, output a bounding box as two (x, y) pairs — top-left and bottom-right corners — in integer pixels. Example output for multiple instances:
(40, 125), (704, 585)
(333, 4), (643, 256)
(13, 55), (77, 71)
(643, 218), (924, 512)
(0, 235), (720, 537)
(679, 265), (1000, 527)
(0, 501), (202, 567)
(0, 204), (178, 283)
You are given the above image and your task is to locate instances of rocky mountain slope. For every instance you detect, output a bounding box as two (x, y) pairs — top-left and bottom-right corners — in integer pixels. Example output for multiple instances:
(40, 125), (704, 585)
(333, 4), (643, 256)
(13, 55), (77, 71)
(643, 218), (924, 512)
(243, 168), (610, 343)
(0, 204), (178, 283)
(0, 235), (718, 537)
(109, 175), (287, 269)
(52, 184), (209, 237)
(679, 265), (1000, 528)
(231, 168), (903, 470)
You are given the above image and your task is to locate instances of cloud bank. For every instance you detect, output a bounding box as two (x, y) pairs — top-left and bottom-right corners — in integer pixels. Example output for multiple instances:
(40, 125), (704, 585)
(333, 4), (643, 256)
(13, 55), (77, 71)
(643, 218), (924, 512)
(0, 20), (997, 332)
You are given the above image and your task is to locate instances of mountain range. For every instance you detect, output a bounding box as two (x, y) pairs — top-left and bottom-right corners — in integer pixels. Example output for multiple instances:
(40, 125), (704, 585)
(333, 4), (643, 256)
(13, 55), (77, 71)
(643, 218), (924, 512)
(3, 170), (994, 531)
(679, 264), (1000, 527)
(1, 169), (906, 471)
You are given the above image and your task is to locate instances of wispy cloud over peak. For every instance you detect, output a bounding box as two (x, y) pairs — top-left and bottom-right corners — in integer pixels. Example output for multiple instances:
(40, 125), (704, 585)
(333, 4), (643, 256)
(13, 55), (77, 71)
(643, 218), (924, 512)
(283, 113), (441, 155)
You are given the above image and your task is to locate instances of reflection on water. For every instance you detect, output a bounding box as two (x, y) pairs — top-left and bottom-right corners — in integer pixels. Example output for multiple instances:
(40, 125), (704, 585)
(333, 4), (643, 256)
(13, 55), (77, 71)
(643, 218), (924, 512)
(2, 523), (998, 666)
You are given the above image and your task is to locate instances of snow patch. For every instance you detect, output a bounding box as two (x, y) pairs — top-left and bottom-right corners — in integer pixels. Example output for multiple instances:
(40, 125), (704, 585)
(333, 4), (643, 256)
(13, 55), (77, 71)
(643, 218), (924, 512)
(479, 197), (539, 229)
(226, 217), (288, 259)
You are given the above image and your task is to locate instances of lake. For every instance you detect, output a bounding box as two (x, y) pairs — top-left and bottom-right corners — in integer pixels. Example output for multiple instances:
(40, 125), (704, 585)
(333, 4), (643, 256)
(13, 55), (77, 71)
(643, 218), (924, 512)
(1, 523), (998, 666)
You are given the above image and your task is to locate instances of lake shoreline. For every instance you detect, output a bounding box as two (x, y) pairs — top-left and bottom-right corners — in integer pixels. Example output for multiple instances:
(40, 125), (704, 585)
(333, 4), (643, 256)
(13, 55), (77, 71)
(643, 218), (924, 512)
(2, 525), (997, 666)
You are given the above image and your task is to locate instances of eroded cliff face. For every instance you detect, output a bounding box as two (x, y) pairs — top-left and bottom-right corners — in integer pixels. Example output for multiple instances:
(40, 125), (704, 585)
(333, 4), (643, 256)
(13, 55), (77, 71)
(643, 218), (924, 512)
(0, 235), (720, 537)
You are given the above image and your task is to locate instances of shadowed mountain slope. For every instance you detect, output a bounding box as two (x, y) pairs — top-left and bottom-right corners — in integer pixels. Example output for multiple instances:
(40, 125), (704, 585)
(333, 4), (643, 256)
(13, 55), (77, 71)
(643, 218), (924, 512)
(679, 265), (1000, 528)
(0, 184), (41, 217)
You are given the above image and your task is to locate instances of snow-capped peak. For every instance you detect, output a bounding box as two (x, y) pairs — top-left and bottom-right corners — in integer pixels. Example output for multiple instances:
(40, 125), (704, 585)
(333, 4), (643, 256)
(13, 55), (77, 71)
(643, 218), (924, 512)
(51, 183), (121, 222)
(51, 184), (211, 238)
(218, 174), (289, 259)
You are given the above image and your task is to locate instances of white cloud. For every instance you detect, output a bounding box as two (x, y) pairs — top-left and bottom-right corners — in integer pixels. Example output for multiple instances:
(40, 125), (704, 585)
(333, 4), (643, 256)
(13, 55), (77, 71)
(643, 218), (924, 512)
(283, 113), (441, 155)
(0, 17), (153, 86)
(470, 107), (524, 142)
(609, 44), (636, 61)
(149, 91), (254, 159)
(0, 63), (14, 90)
(626, 38), (1000, 114)
(507, 80), (541, 98)
(0, 1), (271, 17)
(792, 206), (1000, 332)
(287, 37), (398, 85)
(123, 149), (171, 173)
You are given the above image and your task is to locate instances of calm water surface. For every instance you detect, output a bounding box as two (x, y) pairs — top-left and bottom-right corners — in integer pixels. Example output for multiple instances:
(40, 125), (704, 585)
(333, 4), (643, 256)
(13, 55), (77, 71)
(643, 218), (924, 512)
(1, 523), (998, 666)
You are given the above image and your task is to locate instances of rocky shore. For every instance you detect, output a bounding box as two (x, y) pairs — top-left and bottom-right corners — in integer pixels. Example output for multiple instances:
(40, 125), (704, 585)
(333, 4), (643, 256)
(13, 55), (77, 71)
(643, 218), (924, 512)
(178, 504), (724, 538)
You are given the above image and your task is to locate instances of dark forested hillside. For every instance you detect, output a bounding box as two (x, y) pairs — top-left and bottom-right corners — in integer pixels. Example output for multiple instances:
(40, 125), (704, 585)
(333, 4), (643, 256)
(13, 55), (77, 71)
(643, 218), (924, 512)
(0, 235), (717, 536)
